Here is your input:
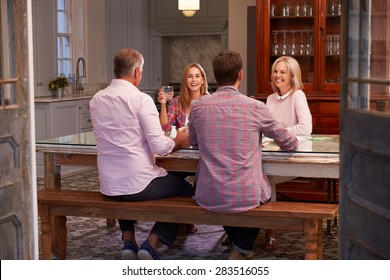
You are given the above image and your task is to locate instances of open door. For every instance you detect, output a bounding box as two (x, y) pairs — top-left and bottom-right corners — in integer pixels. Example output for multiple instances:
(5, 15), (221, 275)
(339, 1), (390, 259)
(0, 0), (37, 259)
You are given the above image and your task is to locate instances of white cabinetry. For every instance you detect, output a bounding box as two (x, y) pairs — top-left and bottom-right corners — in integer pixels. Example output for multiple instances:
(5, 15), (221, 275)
(35, 98), (93, 167)
(35, 98), (93, 141)
(79, 99), (93, 132)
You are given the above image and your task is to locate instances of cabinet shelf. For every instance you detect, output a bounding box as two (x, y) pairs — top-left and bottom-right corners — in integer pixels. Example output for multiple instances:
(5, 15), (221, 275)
(271, 16), (315, 19)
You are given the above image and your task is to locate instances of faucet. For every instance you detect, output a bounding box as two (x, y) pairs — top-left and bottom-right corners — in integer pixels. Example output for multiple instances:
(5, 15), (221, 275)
(75, 57), (86, 95)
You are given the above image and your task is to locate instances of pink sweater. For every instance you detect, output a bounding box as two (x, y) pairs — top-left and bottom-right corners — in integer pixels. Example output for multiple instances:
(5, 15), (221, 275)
(266, 90), (312, 135)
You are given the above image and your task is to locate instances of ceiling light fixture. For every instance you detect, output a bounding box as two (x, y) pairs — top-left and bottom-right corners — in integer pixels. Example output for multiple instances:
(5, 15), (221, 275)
(178, 0), (200, 17)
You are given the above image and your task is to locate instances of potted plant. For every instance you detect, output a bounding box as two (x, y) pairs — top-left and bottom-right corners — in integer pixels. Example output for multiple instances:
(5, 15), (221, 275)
(48, 76), (69, 98)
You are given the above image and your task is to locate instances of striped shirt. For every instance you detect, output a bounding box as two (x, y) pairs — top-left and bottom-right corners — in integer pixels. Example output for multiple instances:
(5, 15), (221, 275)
(188, 86), (297, 213)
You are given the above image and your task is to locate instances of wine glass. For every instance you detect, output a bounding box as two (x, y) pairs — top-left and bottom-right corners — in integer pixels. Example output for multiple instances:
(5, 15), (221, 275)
(281, 32), (288, 55)
(290, 31), (297, 55)
(305, 31), (312, 55)
(334, 35), (339, 55)
(272, 31), (279, 55)
(299, 31), (305, 55)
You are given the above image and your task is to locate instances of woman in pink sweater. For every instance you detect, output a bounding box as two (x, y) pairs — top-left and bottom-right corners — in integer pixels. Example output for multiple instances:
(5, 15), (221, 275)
(264, 56), (312, 250)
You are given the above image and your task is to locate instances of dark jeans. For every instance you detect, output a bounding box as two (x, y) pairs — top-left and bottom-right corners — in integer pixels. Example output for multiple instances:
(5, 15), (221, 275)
(104, 172), (195, 246)
(223, 226), (260, 255)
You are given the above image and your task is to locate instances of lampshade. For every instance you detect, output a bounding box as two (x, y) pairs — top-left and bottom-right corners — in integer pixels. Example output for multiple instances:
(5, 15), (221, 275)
(178, 0), (200, 17)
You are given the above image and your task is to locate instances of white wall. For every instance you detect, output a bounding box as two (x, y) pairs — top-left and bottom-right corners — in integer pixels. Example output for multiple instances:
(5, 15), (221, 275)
(228, 0), (256, 95)
(84, 0), (256, 93)
(85, 0), (107, 92)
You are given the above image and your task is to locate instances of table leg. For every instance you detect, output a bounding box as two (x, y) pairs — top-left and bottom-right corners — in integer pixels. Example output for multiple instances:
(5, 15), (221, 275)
(40, 209), (52, 260)
(43, 153), (62, 255)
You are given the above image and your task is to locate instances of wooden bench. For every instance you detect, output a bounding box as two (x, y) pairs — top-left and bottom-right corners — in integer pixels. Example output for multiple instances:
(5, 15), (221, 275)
(38, 189), (339, 260)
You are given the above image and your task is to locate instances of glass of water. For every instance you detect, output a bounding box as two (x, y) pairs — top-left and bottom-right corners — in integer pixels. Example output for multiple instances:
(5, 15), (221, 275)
(162, 86), (174, 102)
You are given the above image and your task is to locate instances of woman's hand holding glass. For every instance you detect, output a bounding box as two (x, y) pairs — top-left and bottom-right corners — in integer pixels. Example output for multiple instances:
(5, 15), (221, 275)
(158, 86), (174, 105)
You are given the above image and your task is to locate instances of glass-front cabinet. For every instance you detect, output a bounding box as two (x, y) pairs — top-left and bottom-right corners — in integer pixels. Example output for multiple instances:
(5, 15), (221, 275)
(256, 0), (342, 134)
(256, 0), (341, 93)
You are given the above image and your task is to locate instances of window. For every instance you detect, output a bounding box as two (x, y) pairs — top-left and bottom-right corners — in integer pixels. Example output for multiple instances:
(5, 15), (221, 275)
(0, 0), (18, 108)
(56, 0), (72, 77)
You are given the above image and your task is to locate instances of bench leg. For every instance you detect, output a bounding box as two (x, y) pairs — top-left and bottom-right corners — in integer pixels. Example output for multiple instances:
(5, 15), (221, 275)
(303, 218), (319, 260)
(55, 215), (67, 259)
(40, 213), (52, 260)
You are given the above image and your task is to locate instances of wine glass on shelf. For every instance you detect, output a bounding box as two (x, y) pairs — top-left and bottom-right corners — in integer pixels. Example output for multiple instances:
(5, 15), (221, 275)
(299, 31), (305, 55)
(326, 35), (333, 55)
(290, 31), (297, 55)
(281, 31), (288, 55)
(272, 31), (279, 55)
(334, 35), (340, 55)
(305, 31), (313, 55)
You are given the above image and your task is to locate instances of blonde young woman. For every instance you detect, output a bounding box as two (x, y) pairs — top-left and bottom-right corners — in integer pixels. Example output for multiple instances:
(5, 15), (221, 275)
(158, 63), (209, 132)
(158, 63), (209, 234)
(264, 56), (312, 250)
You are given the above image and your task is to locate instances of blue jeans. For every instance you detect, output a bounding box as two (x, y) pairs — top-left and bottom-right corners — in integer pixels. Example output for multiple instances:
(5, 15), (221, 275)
(104, 172), (194, 246)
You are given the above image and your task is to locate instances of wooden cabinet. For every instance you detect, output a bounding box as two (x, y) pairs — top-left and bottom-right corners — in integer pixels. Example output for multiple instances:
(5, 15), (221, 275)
(255, 0), (341, 200)
(255, 0), (341, 134)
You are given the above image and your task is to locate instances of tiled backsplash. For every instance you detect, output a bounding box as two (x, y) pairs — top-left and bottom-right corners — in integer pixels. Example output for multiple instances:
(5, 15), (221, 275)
(170, 35), (222, 84)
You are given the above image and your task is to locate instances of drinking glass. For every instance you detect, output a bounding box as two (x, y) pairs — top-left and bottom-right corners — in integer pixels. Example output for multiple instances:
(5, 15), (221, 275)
(272, 31), (279, 55)
(270, 3), (276, 16)
(294, 4), (300, 16)
(290, 31), (297, 55)
(282, 2), (291, 17)
(329, 1), (336, 15)
(306, 31), (313, 55)
(336, 2), (341, 15)
(299, 31), (305, 55)
(281, 32), (288, 55)
(326, 35), (333, 55)
(333, 35), (340, 55)
(300, 2), (307, 16)
(162, 86), (174, 102)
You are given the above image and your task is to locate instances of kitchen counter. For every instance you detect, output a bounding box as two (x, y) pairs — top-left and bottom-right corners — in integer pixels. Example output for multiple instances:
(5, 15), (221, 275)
(35, 93), (95, 103)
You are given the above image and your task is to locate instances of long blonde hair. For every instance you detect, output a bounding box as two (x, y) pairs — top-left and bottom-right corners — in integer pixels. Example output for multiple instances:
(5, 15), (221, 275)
(179, 63), (208, 114)
(270, 56), (303, 94)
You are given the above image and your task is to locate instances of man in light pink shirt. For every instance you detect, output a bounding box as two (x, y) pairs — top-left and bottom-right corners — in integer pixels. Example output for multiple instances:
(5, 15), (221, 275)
(90, 48), (194, 260)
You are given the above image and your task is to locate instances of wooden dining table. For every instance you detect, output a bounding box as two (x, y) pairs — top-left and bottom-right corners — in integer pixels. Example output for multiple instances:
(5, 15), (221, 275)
(36, 131), (339, 188)
(36, 132), (340, 237)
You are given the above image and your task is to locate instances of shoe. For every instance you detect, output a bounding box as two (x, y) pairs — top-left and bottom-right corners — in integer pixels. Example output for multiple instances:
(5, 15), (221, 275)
(185, 224), (198, 234)
(137, 240), (160, 260)
(121, 240), (138, 260)
(264, 237), (279, 251)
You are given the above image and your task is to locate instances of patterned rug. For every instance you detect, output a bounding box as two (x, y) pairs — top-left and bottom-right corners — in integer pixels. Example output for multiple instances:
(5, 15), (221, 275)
(37, 168), (339, 260)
